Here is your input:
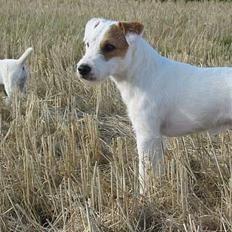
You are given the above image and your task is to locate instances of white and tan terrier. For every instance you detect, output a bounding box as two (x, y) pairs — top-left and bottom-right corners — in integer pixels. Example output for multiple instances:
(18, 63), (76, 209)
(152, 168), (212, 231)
(0, 47), (33, 103)
(76, 18), (232, 193)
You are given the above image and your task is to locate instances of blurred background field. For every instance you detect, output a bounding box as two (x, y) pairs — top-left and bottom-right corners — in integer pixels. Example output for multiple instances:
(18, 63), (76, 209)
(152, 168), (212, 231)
(1, 0), (232, 231)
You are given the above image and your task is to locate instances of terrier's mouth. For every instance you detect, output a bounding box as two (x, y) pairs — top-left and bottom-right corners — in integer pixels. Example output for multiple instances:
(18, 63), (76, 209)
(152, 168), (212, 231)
(78, 74), (97, 82)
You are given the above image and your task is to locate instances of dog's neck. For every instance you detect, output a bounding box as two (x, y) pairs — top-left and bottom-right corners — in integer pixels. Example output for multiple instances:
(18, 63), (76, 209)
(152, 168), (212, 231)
(111, 37), (166, 104)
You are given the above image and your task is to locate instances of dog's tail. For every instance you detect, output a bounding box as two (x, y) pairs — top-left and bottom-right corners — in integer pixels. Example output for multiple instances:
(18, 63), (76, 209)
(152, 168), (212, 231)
(18, 47), (33, 65)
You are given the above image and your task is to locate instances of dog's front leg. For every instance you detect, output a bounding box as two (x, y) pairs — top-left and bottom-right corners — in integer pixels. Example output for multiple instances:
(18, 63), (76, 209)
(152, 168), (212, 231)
(137, 134), (163, 194)
(3, 85), (12, 105)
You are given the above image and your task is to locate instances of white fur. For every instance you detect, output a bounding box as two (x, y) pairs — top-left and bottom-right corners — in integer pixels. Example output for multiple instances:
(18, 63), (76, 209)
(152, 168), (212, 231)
(77, 18), (232, 193)
(0, 47), (33, 103)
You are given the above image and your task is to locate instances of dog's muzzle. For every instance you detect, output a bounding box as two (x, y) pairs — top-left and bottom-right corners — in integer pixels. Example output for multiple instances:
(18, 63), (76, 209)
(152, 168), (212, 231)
(78, 64), (91, 76)
(77, 63), (96, 81)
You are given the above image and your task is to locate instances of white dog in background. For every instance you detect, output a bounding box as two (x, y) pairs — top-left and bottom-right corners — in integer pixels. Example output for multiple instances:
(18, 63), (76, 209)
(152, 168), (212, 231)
(76, 18), (232, 193)
(0, 47), (33, 103)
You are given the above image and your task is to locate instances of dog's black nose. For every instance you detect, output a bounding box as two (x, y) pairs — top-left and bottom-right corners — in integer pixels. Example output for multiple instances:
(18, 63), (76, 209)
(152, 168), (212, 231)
(78, 64), (91, 76)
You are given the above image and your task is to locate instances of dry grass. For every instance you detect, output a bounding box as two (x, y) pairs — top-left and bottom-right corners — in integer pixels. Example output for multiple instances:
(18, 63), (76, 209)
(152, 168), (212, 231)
(1, 0), (232, 231)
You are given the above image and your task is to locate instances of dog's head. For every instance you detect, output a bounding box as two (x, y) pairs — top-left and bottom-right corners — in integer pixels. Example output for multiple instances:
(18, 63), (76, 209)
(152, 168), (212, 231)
(76, 18), (144, 83)
(2, 47), (33, 100)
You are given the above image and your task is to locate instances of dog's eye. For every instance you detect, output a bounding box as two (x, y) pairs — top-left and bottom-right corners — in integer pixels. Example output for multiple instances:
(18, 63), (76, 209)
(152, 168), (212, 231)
(86, 42), (89, 48)
(102, 43), (116, 52)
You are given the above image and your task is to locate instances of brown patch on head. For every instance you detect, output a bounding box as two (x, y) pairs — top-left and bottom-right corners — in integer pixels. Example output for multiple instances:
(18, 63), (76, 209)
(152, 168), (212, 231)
(100, 24), (129, 60)
(118, 21), (144, 35)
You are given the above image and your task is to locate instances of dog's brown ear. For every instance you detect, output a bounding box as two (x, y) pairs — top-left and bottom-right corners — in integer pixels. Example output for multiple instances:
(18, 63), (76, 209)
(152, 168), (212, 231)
(118, 21), (144, 35)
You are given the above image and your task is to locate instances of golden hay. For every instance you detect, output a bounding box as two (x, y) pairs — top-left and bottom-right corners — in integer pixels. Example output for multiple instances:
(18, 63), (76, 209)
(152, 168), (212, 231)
(1, 0), (232, 231)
